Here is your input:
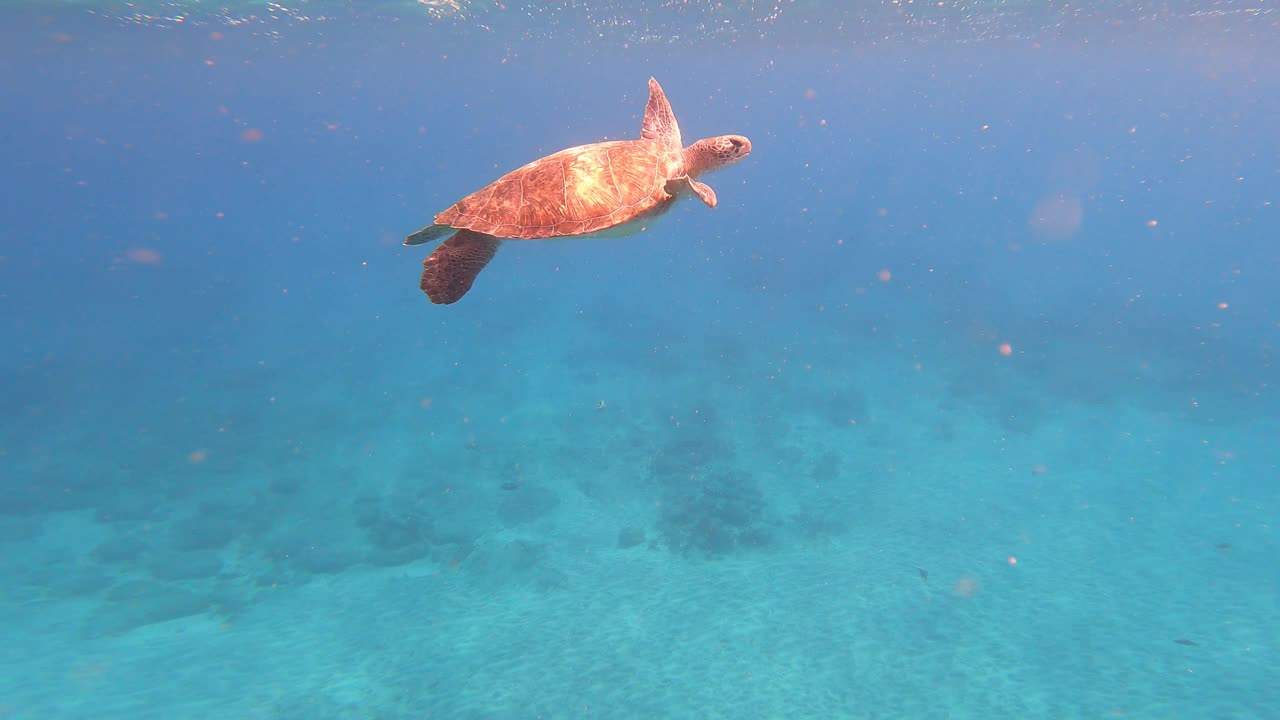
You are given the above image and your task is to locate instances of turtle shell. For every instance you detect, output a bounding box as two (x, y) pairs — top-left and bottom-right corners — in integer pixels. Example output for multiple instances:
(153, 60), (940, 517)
(433, 139), (682, 240)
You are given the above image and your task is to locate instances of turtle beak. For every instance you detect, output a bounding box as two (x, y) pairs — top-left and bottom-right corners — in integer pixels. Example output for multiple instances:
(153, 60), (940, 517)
(727, 135), (751, 161)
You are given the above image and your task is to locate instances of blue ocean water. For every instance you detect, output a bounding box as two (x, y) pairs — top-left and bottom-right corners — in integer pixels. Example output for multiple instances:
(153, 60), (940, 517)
(2, 2), (1278, 718)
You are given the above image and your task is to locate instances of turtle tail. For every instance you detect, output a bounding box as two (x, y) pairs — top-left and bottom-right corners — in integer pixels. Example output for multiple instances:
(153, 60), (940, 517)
(420, 230), (502, 304)
(404, 223), (453, 246)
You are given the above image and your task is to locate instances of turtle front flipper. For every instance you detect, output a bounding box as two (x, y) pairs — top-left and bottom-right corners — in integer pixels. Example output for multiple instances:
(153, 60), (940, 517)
(420, 230), (502, 304)
(688, 179), (717, 208)
(669, 176), (718, 208)
(404, 223), (453, 246)
(641, 77), (682, 149)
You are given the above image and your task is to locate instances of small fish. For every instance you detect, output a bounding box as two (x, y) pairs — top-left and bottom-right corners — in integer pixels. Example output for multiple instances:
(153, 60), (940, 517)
(1173, 639), (1199, 646)
(500, 481), (521, 491)
(916, 566), (929, 582)
(1215, 543), (1232, 550)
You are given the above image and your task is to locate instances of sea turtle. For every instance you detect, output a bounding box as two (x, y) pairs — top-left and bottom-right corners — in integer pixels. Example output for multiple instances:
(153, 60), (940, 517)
(404, 77), (752, 304)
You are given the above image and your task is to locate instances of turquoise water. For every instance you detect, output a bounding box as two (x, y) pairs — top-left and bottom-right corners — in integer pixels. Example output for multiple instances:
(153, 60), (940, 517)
(2, 2), (1278, 718)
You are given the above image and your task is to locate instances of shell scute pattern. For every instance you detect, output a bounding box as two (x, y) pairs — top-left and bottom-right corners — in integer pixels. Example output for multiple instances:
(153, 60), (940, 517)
(438, 141), (671, 239)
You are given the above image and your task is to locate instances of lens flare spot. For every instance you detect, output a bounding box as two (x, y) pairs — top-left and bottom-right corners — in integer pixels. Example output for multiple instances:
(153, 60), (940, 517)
(953, 576), (981, 597)
(125, 247), (163, 264)
(1029, 193), (1083, 239)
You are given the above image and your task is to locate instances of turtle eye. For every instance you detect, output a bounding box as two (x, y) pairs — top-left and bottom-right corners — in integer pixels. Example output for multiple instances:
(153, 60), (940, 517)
(729, 138), (744, 150)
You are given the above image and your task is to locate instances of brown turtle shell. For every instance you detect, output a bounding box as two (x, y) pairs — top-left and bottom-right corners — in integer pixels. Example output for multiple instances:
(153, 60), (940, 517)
(432, 139), (682, 240)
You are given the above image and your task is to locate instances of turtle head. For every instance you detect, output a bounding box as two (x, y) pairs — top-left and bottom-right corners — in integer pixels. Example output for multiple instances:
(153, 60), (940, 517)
(683, 135), (751, 177)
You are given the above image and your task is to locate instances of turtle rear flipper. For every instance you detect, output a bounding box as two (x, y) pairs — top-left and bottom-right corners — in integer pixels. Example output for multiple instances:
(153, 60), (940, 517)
(420, 230), (502, 304)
